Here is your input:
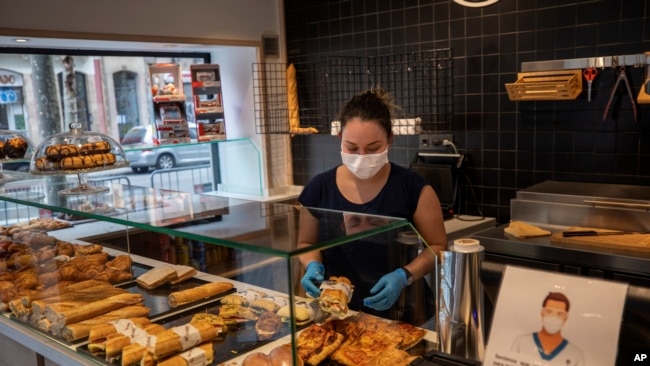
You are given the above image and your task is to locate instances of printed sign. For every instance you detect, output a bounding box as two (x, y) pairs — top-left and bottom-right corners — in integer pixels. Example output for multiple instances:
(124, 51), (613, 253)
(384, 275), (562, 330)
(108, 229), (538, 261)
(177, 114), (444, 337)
(483, 266), (627, 366)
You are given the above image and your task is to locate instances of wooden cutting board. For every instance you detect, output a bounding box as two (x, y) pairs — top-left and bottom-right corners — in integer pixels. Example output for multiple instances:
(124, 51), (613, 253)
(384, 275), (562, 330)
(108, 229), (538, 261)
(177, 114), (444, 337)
(551, 226), (650, 252)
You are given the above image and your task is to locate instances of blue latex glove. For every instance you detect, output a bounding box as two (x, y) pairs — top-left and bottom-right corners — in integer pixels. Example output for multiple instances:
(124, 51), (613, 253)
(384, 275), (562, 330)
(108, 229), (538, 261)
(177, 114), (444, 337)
(301, 261), (325, 298)
(363, 268), (408, 311)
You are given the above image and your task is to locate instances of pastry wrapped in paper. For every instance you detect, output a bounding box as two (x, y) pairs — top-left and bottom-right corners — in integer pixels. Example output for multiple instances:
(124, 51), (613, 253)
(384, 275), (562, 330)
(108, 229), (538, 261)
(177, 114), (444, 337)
(168, 282), (234, 308)
(61, 305), (151, 342)
(156, 342), (214, 366)
(220, 289), (267, 306)
(151, 322), (217, 360)
(88, 317), (151, 343)
(286, 63), (318, 135)
(319, 276), (353, 315)
(51, 293), (145, 330)
(103, 324), (165, 360)
(119, 323), (167, 366)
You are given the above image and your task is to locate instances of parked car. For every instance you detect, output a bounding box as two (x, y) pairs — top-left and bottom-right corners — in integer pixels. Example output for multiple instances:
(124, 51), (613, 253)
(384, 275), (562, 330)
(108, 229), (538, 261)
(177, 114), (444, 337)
(121, 124), (212, 173)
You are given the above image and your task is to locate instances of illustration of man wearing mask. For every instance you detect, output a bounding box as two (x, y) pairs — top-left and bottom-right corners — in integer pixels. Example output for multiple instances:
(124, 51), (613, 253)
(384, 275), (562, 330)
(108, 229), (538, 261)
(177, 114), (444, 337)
(511, 292), (585, 365)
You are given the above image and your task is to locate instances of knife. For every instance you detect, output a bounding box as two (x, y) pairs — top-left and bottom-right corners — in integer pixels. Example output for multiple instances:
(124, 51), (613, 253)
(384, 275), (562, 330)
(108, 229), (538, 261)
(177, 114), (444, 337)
(562, 230), (637, 237)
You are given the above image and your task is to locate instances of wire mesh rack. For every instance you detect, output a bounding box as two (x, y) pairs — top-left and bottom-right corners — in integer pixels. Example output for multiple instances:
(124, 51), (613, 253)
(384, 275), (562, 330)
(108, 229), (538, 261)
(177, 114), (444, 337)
(253, 48), (453, 135)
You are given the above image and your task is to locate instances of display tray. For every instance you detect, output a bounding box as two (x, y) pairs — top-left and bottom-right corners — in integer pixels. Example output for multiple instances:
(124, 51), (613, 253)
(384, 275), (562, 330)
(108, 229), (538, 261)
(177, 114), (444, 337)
(76, 301), (296, 366)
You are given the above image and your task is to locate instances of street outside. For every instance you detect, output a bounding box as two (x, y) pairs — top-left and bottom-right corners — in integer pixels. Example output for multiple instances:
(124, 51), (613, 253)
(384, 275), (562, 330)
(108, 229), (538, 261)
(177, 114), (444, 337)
(87, 166), (209, 193)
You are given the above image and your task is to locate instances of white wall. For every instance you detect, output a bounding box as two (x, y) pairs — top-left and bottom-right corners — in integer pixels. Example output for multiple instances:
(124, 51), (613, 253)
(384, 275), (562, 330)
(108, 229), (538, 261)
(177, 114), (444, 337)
(0, 0), (292, 193)
(0, 0), (282, 43)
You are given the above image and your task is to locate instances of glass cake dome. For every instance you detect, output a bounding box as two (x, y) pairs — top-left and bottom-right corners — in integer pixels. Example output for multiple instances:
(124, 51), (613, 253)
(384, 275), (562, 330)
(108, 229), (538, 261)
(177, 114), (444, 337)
(30, 122), (129, 195)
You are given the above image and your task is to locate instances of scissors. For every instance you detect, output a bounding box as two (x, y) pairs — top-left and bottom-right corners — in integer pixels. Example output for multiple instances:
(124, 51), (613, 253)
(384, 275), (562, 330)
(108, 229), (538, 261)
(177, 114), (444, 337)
(583, 67), (597, 102)
(602, 64), (637, 122)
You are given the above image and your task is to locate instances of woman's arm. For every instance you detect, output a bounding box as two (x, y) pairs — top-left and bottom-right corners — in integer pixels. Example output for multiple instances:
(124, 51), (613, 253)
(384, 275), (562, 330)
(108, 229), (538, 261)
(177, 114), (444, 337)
(404, 185), (448, 280)
(297, 207), (322, 267)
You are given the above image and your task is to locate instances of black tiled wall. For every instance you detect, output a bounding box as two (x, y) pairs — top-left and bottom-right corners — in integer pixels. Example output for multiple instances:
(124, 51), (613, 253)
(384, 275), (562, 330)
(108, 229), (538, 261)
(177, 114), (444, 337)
(286, 0), (650, 223)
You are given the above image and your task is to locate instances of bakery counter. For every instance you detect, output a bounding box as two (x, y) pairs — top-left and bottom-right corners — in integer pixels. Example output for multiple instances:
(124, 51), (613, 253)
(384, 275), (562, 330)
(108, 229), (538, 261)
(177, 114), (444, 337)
(472, 224), (650, 282)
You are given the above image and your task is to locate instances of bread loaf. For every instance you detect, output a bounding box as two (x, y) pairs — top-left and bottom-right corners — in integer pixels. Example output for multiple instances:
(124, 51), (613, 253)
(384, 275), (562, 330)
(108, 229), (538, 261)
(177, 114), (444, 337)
(51, 292), (145, 329)
(88, 317), (151, 342)
(156, 342), (214, 366)
(152, 322), (217, 360)
(168, 282), (234, 308)
(60, 305), (151, 342)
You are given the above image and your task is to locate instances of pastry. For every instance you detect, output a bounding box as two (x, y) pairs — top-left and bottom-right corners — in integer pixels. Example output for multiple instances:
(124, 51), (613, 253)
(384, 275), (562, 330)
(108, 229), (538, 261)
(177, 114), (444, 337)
(151, 321), (217, 360)
(319, 276), (353, 315)
(296, 323), (344, 366)
(4, 136), (28, 158)
(45, 144), (79, 160)
(219, 304), (259, 324)
(190, 312), (228, 334)
(61, 155), (95, 170)
(243, 352), (272, 366)
(269, 344), (305, 366)
(168, 282), (234, 307)
(89, 153), (116, 167)
(156, 342), (214, 366)
(80, 141), (111, 155)
(35, 157), (60, 171)
(277, 299), (316, 326)
(504, 220), (551, 238)
(255, 310), (283, 340)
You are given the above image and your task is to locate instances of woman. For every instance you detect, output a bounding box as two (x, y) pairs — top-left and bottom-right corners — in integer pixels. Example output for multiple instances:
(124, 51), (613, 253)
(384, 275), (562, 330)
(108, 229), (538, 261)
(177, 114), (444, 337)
(298, 88), (448, 319)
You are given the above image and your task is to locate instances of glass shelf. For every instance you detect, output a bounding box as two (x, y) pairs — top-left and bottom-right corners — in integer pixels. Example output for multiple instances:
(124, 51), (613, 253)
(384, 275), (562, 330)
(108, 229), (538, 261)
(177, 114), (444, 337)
(0, 178), (411, 257)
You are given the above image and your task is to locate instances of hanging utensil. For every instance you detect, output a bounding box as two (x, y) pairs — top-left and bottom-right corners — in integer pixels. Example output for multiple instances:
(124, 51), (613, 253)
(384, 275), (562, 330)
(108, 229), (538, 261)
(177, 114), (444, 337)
(603, 57), (637, 122)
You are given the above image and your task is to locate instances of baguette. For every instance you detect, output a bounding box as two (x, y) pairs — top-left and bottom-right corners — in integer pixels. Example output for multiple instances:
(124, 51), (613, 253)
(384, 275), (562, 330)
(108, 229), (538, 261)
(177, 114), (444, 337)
(42, 287), (129, 321)
(26, 280), (113, 307)
(168, 282), (234, 308)
(88, 317), (152, 343)
(119, 324), (167, 366)
(152, 322), (217, 360)
(52, 293), (145, 330)
(156, 342), (214, 366)
(60, 305), (152, 342)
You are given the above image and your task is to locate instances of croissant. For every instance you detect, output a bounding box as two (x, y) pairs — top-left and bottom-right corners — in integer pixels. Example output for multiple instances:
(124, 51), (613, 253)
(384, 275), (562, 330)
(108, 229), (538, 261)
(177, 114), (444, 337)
(0, 280), (17, 302)
(58, 266), (82, 281)
(103, 268), (132, 284)
(55, 241), (74, 257)
(73, 244), (104, 256)
(34, 247), (57, 264)
(39, 272), (60, 288)
(14, 270), (39, 290)
(106, 255), (131, 272)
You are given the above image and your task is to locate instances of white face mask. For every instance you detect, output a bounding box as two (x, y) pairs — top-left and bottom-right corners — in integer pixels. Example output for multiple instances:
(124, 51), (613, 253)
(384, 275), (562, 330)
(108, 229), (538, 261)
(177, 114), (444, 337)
(542, 315), (564, 334)
(341, 149), (389, 180)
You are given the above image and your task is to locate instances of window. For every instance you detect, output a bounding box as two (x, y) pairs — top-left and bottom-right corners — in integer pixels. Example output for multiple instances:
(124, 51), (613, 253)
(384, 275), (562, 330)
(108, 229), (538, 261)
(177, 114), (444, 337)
(114, 70), (139, 140)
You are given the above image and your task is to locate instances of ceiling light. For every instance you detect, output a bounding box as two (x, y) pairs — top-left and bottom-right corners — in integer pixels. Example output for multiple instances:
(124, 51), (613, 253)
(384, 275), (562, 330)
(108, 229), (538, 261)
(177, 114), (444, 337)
(14, 38), (30, 43)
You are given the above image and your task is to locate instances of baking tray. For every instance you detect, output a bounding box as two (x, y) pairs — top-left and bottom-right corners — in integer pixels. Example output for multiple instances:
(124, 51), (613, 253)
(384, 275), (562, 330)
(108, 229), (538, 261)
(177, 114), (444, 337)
(77, 302), (294, 365)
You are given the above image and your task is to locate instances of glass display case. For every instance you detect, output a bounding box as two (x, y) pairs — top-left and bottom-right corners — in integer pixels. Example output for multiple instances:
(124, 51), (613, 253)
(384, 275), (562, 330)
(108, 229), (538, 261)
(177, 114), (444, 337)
(0, 177), (439, 365)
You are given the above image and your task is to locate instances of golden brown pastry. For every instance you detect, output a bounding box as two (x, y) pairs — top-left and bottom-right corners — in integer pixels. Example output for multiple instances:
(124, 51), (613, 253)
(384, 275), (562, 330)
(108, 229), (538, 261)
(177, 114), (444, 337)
(61, 155), (95, 170)
(79, 141), (111, 155)
(0, 280), (17, 302)
(105, 255), (131, 272)
(45, 144), (79, 160)
(35, 157), (60, 171)
(4, 137), (28, 158)
(89, 153), (116, 167)
(255, 310), (284, 341)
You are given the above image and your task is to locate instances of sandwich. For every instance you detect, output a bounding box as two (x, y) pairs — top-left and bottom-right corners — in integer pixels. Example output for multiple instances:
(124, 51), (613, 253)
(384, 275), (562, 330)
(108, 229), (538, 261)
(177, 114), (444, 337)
(136, 266), (177, 290)
(169, 265), (197, 285)
(250, 295), (288, 313)
(220, 289), (268, 306)
(277, 299), (316, 326)
(219, 304), (259, 324)
(319, 276), (353, 315)
(191, 312), (228, 334)
(255, 310), (284, 340)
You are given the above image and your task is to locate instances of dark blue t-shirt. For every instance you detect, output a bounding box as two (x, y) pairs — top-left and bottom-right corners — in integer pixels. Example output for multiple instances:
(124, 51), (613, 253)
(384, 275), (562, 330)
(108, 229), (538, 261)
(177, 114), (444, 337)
(298, 162), (427, 221)
(298, 163), (430, 316)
